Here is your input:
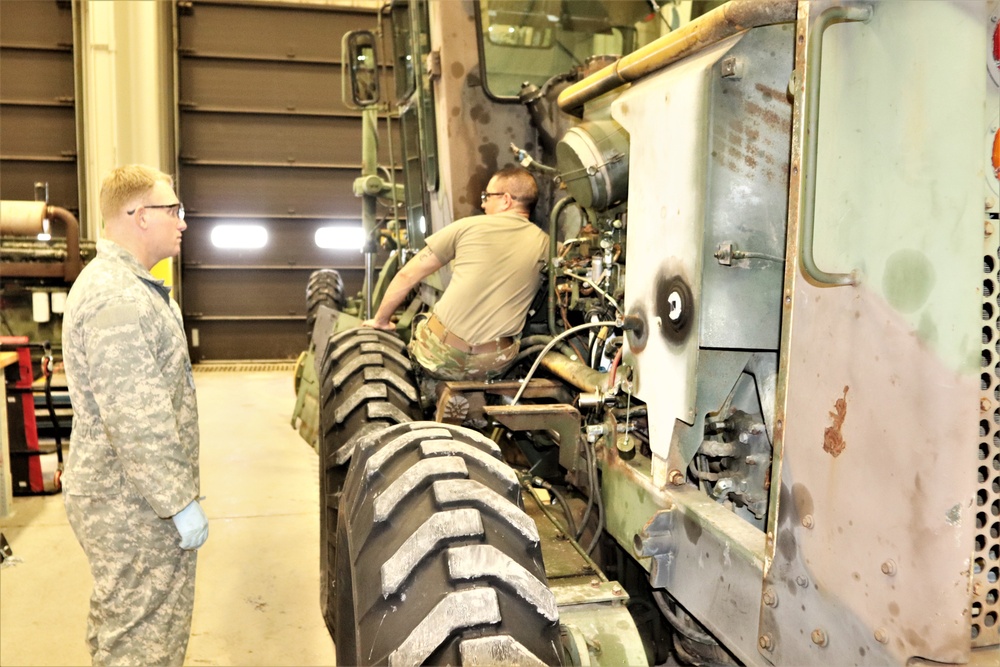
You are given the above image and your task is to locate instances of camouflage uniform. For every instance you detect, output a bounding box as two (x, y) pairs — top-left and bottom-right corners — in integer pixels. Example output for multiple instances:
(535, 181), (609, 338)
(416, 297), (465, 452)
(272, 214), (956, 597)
(62, 239), (200, 667)
(408, 314), (520, 381)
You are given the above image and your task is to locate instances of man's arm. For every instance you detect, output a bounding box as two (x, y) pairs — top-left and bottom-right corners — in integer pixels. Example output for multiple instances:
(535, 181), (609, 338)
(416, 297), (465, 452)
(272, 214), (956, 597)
(363, 246), (444, 330)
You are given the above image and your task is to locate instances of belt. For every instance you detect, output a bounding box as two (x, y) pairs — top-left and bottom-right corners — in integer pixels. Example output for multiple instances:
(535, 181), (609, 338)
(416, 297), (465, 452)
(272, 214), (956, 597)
(425, 314), (514, 354)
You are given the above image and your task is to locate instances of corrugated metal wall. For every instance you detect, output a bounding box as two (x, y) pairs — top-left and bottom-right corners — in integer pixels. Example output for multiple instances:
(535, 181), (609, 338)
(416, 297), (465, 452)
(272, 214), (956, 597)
(0, 0), (79, 213)
(176, 0), (395, 361)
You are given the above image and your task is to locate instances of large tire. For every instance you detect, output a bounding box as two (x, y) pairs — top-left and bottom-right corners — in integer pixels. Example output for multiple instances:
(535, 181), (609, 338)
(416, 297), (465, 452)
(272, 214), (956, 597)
(336, 421), (562, 667)
(319, 328), (421, 638)
(307, 269), (347, 338)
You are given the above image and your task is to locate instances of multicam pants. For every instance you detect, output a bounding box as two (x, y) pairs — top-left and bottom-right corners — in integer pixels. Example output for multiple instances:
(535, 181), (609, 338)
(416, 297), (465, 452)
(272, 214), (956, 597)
(408, 314), (520, 381)
(64, 483), (197, 667)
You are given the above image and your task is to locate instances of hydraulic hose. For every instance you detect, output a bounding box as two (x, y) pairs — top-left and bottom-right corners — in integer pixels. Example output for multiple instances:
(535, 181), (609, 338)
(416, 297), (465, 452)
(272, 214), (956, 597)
(511, 320), (617, 405)
(548, 197), (576, 336)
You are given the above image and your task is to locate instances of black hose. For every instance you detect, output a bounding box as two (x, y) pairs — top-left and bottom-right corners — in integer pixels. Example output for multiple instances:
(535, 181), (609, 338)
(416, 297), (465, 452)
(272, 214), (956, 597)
(585, 435), (605, 555)
(652, 591), (719, 645)
(575, 434), (595, 542)
(531, 477), (577, 538)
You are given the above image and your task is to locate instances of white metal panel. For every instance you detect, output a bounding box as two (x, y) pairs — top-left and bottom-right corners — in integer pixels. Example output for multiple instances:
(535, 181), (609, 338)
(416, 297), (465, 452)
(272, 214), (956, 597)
(614, 37), (736, 486)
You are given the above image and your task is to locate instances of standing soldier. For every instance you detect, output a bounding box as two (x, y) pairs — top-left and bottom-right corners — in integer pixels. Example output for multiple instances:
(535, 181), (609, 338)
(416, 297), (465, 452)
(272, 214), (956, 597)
(62, 164), (207, 666)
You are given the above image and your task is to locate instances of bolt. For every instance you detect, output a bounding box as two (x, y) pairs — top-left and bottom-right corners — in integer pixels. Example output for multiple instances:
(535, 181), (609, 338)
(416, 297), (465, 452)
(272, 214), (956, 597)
(874, 628), (889, 644)
(987, 220), (996, 237)
(982, 397), (992, 412)
(988, 197), (998, 211)
(811, 629), (828, 647)
(796, 575), (809, 588)
(611, 584), (623, 596)
(669, 469), (685, 486)
(973, 581), (984, 596)
(801, 514), (814, 529)
(881, 559), (897, 576)
(762, 588), (777, 607)
(590, 578), (601, 588)
(739, 432), (749, 444)
(758, 634), (773, 651)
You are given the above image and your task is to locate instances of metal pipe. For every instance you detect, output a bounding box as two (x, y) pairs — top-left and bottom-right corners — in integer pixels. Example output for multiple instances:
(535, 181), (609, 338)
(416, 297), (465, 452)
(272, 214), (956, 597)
(548, 196), (576, 336)
(49, 206), (82, 280)
(0, 202), (82, 281)
(512, 320), (617, 404)
(538, 350), (609, 393)
(558, 0), (797, 114)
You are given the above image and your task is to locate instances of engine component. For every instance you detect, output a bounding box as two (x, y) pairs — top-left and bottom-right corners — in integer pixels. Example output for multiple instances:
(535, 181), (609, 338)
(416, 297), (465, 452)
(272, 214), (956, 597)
(556, 120), (630, 211)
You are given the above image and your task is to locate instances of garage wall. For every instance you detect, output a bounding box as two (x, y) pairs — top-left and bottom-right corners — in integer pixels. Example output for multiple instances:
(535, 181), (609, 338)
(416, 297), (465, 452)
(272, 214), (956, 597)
(176, 0), (396, 361)
(0, 0), (79, 214)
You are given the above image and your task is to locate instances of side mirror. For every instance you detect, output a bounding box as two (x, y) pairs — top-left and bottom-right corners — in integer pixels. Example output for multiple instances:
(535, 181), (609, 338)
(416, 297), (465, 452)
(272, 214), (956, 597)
(343, 30), (380, 107)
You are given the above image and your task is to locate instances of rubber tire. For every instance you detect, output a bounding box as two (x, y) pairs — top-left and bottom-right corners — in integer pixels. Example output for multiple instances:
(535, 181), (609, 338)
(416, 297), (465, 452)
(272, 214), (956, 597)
(336, 421), (563, 667)
(306, 269), (347, 338)
(319, 328), (421, 639)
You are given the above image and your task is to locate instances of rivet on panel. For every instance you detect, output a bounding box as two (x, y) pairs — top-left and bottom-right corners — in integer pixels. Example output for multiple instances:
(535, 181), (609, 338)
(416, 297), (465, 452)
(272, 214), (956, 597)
(982, 398), (992, 413)
(874, 628), (889, 644)
(801, 514), (814, 529)
(590, 578), (601, 588)
(881, 559), (897, 576)
(811, 629), (828, 647)
(611, 584), (623, 596)
(796, 575), (809, 588)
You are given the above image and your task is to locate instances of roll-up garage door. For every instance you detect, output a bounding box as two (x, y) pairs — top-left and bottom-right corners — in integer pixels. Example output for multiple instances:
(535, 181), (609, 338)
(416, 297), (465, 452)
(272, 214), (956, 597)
(0, 0), (79, 215)
(177, 0), (396, 362)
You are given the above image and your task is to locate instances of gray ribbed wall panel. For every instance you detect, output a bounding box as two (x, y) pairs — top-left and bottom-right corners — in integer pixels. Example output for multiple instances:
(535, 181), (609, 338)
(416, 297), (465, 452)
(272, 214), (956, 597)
(177, 0), (396, 361)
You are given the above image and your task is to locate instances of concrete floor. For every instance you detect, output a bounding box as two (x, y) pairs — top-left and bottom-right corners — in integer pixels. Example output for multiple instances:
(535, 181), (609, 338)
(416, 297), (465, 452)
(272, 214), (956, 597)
(0, 369), (337, 666)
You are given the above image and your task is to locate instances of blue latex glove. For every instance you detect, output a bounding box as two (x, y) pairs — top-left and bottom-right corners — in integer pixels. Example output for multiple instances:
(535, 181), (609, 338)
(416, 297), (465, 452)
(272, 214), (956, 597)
(172, 499), (209, 550)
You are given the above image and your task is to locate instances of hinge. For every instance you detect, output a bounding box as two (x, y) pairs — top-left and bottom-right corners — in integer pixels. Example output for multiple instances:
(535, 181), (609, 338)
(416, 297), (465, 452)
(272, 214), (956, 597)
(424, 50), (441, 80)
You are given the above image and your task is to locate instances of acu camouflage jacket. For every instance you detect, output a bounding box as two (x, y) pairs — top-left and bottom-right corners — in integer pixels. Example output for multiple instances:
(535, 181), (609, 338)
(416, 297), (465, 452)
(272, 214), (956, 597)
(62, 239), (199, 518)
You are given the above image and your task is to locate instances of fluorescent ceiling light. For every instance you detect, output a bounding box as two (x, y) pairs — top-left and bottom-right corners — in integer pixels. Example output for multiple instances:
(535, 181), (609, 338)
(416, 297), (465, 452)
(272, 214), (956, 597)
(210, 224), (268, 249)
(315, 226), (364, 250)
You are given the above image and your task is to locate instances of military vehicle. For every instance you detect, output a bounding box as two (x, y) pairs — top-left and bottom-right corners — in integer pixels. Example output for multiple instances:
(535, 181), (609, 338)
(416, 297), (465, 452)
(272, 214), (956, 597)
(291, 1), (1000, 664)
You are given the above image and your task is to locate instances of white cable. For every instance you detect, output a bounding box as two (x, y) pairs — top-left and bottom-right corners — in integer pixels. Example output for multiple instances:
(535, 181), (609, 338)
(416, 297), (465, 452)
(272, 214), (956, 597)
(511, 320), (618, 405)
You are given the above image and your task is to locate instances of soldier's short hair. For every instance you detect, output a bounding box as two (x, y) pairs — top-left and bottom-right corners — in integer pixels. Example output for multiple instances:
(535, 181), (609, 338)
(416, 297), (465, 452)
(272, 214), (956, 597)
(100, 165), (174, 222)
(494, 165), (538, 213)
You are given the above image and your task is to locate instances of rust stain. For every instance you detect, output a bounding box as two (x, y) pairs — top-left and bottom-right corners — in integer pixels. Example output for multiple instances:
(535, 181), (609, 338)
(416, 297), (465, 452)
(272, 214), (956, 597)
(743, 100), (785, 130)
(755, 82), (789, 104)
(823, 386), (849, 457)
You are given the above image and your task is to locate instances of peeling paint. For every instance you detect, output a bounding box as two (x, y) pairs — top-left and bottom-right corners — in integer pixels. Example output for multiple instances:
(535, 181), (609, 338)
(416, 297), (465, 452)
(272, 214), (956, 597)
(944, 503), (961, 526)
(823, 385), (849, 457)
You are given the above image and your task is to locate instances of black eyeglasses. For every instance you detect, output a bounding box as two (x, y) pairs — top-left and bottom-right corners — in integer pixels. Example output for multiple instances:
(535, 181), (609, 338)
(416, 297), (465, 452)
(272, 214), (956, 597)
(480, 191), (507, 203)
(127, 203), (185, 220)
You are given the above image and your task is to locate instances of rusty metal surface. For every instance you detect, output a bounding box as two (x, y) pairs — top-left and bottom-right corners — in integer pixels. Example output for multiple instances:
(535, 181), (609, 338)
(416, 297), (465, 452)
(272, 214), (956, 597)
(602, 450), (771, 667)
(484, 404), (584, 479)
(425, 0), (540, 230)
(765, 1), (984, 664)
(521, 480), (598, 582)
(432, 379), (572, 423)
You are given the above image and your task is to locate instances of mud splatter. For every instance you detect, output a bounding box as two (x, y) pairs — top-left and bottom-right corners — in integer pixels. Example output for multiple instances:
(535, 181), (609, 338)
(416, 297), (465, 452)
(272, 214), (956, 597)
(823, 386), (849, 457)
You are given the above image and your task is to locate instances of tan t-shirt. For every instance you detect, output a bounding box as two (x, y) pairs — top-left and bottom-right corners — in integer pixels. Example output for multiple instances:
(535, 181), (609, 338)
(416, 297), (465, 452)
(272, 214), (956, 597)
(425, 212), (548, 344)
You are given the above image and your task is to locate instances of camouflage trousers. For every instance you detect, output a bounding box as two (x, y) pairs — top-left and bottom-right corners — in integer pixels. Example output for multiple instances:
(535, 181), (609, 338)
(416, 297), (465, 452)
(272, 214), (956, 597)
(65, 483), (197, 667)
(408, 314), (520, 381)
